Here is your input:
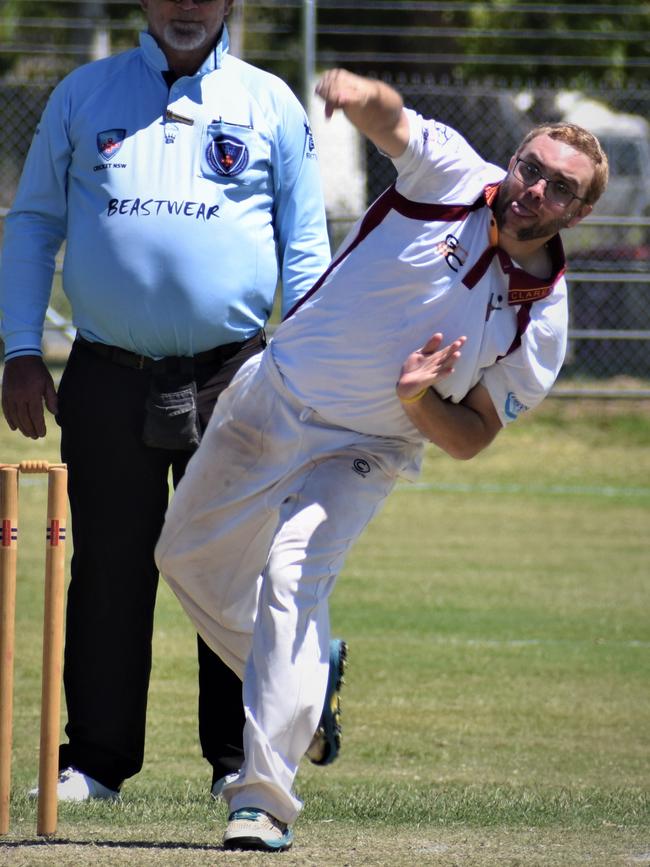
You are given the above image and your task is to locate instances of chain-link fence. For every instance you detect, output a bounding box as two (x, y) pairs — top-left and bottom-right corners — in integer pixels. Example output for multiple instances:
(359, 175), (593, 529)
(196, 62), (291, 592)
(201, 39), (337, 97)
(1, 2), (649, 392)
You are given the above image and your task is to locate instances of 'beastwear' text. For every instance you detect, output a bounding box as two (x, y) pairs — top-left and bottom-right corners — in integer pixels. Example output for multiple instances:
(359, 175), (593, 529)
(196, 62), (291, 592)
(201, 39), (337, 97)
(107, 198), (220, 219)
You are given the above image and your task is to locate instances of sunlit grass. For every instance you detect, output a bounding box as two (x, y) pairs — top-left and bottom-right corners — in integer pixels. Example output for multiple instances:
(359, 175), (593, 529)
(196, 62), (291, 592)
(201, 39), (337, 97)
(1, 398), (648, 864)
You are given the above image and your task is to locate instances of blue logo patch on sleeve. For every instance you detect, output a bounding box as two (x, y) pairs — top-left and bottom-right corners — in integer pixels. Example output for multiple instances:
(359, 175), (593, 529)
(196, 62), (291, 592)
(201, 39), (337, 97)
(304, 122), (315, 152)
(206, 135), (249, 176)
(505, 392), (529, 420)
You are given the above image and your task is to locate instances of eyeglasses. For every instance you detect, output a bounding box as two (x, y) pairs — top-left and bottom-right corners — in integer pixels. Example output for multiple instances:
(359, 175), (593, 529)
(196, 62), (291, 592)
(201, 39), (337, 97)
(512, 158), (585, 208)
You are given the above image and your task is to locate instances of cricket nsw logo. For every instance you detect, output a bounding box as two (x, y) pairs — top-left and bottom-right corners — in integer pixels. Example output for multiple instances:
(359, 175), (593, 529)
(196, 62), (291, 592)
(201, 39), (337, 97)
(97, 129), (126, 161)
(206, 135), (249, 176)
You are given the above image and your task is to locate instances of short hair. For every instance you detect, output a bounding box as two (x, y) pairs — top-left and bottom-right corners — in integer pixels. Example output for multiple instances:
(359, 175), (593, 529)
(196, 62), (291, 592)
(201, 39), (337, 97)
(516, 123), (609, 206)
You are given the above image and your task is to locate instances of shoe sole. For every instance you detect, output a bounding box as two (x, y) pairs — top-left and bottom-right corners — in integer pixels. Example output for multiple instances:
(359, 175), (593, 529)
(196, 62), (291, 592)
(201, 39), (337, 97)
(308, 638), (347, 766)
(223, 835), (293, 852)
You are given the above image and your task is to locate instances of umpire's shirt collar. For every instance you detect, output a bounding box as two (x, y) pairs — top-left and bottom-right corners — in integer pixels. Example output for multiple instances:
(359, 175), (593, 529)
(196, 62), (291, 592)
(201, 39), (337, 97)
(139, 24), (229, 76)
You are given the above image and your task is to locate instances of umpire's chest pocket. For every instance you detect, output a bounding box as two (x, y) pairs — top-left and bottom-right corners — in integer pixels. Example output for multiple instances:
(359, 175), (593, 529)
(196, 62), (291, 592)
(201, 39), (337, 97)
(200, 122), (270, 187)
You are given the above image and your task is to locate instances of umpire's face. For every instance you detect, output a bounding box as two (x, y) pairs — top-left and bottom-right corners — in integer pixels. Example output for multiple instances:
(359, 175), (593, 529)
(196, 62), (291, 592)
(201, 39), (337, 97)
(142, 0), (234, 62)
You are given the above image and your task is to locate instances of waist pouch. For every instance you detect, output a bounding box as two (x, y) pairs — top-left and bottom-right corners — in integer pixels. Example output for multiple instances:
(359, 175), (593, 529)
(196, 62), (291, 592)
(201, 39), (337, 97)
(142, 370), (201, 451)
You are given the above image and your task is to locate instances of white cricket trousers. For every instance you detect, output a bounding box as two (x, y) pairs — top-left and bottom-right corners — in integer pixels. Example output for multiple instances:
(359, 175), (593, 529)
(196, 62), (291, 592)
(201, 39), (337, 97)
(155, 348), (421, 824)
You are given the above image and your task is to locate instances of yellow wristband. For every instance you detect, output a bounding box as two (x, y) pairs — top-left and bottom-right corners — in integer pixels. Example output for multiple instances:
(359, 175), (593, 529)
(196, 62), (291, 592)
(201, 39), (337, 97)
(399, 387), (429, 404)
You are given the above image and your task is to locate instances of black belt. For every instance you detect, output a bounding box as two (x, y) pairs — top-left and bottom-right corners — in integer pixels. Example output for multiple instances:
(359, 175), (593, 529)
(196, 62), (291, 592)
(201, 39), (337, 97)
(75, 331), (264, 371)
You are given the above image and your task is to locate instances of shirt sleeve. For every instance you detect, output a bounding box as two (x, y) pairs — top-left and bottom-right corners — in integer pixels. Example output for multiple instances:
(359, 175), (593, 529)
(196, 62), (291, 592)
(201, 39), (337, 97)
(480, 287), (569, 425)
(392, 109), (504, 204)
(0, 79), (72, 360)
(270, 90), (331, 318)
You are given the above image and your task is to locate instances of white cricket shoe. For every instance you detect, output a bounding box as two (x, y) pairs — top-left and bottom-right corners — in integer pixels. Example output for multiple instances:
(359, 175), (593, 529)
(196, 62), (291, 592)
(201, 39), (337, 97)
(28, 767), (120, 802)
(223, 807), (293, 851)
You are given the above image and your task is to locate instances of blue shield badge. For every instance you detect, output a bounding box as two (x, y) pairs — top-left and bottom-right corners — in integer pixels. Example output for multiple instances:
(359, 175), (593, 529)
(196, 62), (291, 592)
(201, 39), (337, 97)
(97, 129), (126, 162)
(206, 135), (249, 176)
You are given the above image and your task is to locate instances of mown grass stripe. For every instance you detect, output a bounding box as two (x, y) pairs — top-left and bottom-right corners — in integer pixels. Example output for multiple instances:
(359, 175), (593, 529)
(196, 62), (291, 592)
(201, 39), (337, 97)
(402, 480), (650, 498)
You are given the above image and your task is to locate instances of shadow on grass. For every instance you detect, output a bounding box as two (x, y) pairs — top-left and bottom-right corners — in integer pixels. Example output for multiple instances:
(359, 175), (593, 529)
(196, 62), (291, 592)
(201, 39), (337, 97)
(0, 838), (223, 852)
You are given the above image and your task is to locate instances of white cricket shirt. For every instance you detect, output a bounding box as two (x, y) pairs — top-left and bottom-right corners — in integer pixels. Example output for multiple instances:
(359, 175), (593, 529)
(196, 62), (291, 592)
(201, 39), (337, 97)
(271, 109), (568, 440)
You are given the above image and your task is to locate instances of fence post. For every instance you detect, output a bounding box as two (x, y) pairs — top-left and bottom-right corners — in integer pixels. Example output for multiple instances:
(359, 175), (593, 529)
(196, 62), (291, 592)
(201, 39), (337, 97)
(302, 0), (316, 109)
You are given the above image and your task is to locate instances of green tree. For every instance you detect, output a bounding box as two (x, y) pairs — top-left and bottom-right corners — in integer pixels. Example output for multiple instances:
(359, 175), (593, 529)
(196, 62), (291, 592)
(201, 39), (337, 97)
(243, 0), (650, 89)
(463, 0), (650, 88)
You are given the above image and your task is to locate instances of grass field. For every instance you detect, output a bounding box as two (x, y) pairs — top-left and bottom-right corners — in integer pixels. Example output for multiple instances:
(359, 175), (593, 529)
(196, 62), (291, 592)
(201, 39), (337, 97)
(0, 396), (649, 866)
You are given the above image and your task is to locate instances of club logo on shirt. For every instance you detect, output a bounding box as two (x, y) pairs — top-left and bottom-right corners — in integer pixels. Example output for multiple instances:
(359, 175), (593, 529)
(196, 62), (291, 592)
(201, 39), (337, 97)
(97, 129), (126, 161)
(504, 392), (529, 421)
(435, 233), (468, 273)
(164, 122), (179, 145)
(206, 135), (249, 176)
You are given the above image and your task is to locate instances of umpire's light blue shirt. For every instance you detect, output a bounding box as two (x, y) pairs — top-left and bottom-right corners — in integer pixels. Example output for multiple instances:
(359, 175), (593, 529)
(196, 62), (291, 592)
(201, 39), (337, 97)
(0, 28), (330, 360)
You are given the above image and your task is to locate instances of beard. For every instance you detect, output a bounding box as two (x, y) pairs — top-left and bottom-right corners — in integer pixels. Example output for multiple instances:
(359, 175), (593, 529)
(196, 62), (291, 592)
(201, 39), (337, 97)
(494, 178), (572, 242)
(163, 21), (209, 52)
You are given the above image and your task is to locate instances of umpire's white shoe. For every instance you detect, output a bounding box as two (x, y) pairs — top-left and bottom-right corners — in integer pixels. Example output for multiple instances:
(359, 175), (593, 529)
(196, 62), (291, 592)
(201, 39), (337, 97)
(28, 767), (120, 802)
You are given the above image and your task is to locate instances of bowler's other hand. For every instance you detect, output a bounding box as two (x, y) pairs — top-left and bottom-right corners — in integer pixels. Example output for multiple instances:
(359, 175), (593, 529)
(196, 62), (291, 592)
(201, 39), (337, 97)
(315, 69), (374, 119)
(1, 355), (58, 439)
(396, 333), (466, 401)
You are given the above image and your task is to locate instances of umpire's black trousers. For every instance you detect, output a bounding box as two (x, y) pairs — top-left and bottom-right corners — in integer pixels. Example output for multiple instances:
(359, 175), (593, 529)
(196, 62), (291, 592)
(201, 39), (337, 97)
(56, 332), (264, 791)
